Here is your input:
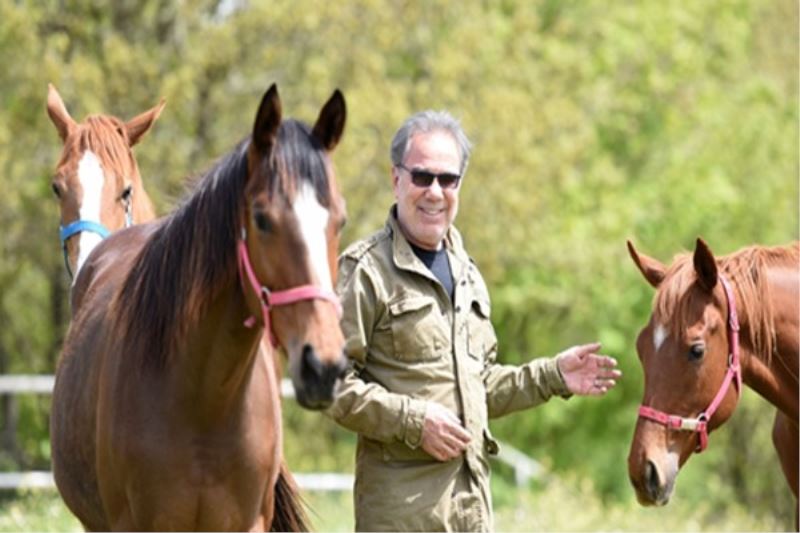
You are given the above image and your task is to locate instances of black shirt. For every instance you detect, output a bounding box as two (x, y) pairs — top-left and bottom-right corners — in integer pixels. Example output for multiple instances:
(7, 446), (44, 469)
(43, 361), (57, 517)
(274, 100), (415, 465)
(409, 242), (454, 301)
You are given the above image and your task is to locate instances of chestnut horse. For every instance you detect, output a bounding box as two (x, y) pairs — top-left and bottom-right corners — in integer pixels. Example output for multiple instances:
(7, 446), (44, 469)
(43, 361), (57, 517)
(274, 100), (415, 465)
(46, 83), (161, 282)
(51, 84), (347, 530)
(627, 238), (798, 512)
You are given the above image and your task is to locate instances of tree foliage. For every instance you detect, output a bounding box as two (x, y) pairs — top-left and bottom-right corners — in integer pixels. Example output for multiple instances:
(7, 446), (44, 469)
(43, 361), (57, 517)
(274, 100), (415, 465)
(0, 0), (796, 526)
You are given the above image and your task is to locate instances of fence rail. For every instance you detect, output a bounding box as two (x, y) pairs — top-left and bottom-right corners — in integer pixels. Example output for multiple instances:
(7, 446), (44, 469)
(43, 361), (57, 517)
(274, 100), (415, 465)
(0, 374), (543, 490)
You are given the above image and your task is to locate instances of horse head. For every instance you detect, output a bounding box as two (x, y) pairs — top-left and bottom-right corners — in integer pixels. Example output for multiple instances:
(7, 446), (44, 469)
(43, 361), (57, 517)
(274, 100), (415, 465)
(46, 83), (162, 278)
(626, 238), (741, 506)
(240, 84), (347, 410)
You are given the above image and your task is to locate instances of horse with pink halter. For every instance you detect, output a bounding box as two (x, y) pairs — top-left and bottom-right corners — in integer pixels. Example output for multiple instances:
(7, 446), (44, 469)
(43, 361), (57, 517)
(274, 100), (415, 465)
(49, 84), (332, 530)
(627, 238), (798, 520)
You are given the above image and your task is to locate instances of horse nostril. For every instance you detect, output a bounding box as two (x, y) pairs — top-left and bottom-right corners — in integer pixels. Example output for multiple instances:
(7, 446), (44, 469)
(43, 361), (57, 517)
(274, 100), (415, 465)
(300, 344), (323, 383)
(335, 354), (347, 378)
(645, 459), (661, 500)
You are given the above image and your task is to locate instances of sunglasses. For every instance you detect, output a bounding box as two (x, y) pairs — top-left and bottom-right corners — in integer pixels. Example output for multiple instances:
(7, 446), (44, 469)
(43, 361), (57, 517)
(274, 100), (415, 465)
(397, 163), (461, 189)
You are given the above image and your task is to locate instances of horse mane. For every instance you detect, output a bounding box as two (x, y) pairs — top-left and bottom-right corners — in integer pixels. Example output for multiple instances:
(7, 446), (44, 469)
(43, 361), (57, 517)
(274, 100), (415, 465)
(63, 115), (140, 188)
(655, 242), (800, 364)
(115, 119), (331, 371)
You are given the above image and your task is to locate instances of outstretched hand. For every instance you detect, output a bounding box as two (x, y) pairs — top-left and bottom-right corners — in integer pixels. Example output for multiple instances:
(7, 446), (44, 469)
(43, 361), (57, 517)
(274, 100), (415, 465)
(557, 342), (621, 396)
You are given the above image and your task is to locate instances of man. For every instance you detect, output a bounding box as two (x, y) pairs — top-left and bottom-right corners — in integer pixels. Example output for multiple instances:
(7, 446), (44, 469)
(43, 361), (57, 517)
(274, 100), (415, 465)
(328, 110), (621, 532)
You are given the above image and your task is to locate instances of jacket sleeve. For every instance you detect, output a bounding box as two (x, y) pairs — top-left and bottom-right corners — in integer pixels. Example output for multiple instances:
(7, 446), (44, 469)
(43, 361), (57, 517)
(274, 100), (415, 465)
(483, 354), (572, 419)
(325, 255), (427, 448)
(468, 270), (572, 418)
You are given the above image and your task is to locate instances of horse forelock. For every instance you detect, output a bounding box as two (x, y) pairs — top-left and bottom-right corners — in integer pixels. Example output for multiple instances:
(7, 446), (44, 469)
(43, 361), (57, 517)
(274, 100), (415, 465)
(653, 243), (798, 365)
(268, 120), (333, 207)
(61, 116), (139, 192)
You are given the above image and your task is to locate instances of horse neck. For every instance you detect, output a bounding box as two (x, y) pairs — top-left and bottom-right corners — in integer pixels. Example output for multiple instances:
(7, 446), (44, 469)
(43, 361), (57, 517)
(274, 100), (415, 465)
(174, 282), (278, 423)
(737, 263), (799, 419)
(150, 144), (281, 421)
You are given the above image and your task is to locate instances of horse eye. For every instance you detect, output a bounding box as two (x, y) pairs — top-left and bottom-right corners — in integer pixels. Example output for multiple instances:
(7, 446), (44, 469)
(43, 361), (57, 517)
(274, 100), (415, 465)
(688, 343), (705, 360)
(121, 185), (133, 201)
(337, 216), (347, 234)
(51, 183), (61, 198)
(254, 211), (272, 233)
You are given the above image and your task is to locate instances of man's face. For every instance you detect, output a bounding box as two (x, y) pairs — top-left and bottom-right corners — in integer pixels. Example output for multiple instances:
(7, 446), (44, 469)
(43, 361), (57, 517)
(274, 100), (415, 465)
(393, 130), (462, 251)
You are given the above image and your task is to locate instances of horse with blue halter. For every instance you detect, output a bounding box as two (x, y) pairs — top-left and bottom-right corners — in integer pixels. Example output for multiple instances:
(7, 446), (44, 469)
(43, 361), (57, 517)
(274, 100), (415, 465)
(46, 84), (162, 282)
(51, 84), (347, 530)
(627, 238), (798, 516)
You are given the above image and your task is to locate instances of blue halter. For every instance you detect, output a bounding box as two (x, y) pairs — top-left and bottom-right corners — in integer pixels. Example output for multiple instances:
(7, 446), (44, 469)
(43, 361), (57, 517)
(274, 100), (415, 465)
(59, 192), (133, 278)
(59, 220), (111, 279)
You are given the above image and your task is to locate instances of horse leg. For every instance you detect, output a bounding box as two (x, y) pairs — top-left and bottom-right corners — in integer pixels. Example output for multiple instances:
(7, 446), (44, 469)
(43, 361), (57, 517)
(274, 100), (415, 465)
(772, 410), (799, 526)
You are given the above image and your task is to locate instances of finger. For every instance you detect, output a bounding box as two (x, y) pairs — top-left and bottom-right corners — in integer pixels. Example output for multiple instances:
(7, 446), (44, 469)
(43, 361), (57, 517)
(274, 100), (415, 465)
(592, 378), (617, 393)
(576, 342), (602, 357)
(438, 441), (462, 461)
(443, 433), (470, 452)
(446, 423), (472, 445)
(599, 368), (622, 379)
(602, 356), (618, 367)
(443, 410), (462, 426)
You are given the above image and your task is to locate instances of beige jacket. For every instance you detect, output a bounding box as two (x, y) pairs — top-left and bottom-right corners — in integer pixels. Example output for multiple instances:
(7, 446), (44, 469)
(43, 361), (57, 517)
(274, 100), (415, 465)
(328, 208), (571, 531)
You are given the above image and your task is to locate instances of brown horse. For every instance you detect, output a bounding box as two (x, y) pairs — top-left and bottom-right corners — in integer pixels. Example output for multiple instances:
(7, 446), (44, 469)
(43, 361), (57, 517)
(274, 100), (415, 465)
(51, 84), (347, 531)
(627, 238), (798, 512)
(46, 83), (161, 282)
(48, 84), (308, 531)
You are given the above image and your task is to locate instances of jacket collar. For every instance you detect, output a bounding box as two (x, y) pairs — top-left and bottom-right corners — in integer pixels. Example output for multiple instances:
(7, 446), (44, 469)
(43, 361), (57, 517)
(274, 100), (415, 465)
(385, 205), (470, 282)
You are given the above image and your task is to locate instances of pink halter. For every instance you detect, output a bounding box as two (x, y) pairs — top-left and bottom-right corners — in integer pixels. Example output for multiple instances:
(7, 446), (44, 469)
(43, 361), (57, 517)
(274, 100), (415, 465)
(637, 275), (742, 453)
(237, 229), (341, 347)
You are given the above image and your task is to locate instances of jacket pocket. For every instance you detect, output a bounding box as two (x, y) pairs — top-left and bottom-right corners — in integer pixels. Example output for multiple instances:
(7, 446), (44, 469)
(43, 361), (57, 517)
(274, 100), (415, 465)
(388, 296), (447, 361)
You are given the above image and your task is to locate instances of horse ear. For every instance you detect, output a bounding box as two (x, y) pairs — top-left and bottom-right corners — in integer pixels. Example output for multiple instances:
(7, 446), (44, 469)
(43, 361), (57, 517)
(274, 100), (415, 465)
(312, 89), (346, 151)
(47, 83), (76, 141)
(627, 240), (666, 288)
(126, 99), (166, 147)
(693, 237), (718, 292)
(252, 83), (282, 154)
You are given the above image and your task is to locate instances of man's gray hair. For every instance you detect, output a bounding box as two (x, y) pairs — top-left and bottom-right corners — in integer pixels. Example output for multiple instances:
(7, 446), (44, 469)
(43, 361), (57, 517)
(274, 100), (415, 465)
(390, 110), (472, 175)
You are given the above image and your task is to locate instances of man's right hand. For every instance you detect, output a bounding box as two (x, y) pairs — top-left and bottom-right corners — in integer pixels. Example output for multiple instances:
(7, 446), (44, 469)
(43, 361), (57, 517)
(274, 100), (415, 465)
(420, 402), (471, 461)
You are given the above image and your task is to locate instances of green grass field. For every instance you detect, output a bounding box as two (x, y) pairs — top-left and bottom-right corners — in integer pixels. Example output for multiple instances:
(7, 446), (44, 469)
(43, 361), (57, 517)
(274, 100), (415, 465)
(0, 474), (789, 532)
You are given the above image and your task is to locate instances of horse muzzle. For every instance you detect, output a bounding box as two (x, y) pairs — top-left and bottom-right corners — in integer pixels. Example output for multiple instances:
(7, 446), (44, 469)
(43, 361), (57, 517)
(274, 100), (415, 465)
(628, 447), (680, 507)
(291, 344), (347, 410)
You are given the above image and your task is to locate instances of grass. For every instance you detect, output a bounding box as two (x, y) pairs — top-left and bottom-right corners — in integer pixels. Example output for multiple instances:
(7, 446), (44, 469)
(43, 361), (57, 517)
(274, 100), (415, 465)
(0, 477), (790, 532)
(492, 474), (790, 532)
(0, 491), (80, 532)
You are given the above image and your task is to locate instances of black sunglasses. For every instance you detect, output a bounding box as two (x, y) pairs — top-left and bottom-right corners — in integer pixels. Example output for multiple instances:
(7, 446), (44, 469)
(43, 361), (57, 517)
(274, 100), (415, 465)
(396, 163), (461, 189)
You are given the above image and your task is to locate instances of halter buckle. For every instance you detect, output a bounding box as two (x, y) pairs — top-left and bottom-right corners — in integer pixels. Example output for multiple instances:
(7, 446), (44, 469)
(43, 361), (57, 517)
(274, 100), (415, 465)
(260, 286), (272, 307)
(679, 417), (701, 431)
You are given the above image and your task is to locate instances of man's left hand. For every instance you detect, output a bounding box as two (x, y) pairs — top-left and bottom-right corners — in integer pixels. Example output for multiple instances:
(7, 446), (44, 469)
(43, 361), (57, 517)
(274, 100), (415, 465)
(556, 342), (621, 396)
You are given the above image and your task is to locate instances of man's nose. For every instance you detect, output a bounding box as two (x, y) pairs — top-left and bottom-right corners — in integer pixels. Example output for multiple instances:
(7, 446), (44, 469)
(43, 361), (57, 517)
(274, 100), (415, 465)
(426, 179), (444, 197)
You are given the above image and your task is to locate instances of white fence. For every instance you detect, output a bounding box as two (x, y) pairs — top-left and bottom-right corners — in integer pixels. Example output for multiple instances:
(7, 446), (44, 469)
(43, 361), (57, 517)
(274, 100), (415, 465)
(0, 374), (543, 491)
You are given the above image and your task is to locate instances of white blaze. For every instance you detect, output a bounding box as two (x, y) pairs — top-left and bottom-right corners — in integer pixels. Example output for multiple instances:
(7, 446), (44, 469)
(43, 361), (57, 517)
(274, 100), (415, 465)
(292, 182), (332, 290)
(654, 323), (668, 352)
(74, 151), (106, 280)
